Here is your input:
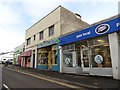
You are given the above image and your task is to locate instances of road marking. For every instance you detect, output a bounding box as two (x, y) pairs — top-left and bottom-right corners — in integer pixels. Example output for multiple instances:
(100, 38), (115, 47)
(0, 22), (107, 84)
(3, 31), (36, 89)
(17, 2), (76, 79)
(6, 67), (98, 89)
(3, 84), (10, 90)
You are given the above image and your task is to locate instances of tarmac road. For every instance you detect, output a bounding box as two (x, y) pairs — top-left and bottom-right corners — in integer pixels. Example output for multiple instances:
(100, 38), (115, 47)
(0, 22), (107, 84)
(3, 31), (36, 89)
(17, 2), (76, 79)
(2, 67), (82, 90)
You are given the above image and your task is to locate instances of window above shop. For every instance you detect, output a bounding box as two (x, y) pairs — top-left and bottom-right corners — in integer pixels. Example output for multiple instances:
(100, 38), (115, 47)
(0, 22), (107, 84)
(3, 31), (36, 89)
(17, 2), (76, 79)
(33, 35), (36, 41)
(39, 31), (44, 40)
(27, 37), (31, 46)
(49, 25), (54, 36)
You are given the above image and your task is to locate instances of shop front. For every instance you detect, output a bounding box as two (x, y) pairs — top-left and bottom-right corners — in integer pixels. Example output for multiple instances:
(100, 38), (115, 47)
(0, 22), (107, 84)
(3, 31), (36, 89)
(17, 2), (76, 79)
(37, 39), (60, 72)
(20, 50), (32, 67)
(59, 16), (120, 78)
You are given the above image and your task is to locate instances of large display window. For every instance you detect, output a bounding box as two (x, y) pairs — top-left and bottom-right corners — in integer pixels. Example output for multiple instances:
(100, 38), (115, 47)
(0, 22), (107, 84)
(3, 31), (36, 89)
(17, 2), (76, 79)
(75, 35), (111, 68)
(62, 44), (75, 67)
(89, 36), (111, 67)
(63, 35), (111, 68)
(37, 45), (58, 65)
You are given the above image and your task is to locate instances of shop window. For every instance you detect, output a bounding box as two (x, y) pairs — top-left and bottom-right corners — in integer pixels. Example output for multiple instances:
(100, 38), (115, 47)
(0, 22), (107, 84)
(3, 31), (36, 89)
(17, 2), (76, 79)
(89, 36), (108, 46)
(39, 31), (44, 40)
(37, 52), (48, 64)
(63, 44), (74, 51)
(33, 35), (36, 41)
(63, 53), (73, 67)
(62, 44), (75, 67)
(49, 25), (54, 36)
(27, 37), (31, 45)
(89, 36), (112, 67)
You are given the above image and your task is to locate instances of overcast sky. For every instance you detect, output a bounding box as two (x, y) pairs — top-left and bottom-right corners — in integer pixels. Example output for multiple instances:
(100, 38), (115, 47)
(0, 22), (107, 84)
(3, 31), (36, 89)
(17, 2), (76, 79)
(0, 0), (119, 52)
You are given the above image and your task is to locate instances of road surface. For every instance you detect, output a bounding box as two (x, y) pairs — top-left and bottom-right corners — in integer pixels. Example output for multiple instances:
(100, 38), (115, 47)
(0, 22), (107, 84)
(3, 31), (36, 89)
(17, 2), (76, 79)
(2, 67), (78, 89)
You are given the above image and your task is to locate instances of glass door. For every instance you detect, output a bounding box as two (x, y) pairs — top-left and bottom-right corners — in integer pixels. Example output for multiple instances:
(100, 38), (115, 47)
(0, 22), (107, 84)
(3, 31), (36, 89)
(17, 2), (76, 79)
(81, 48), (90, 73)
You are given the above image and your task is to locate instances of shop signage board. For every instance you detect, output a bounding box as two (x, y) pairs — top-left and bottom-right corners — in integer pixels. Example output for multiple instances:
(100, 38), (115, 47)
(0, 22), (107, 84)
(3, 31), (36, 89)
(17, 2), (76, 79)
(59, 17), (120, 45)
(37, 39), (57, 48)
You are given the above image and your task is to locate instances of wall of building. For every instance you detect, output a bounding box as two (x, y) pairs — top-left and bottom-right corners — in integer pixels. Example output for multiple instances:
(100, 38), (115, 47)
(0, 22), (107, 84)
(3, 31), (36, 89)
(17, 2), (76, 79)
(108, 32), (120, 79)
(60, 7), (89, 36)
(25, 6), (61, 49)
(24, 6), (89, 71)
(13, 43), (25, 65)
(25, 6), (89, 50)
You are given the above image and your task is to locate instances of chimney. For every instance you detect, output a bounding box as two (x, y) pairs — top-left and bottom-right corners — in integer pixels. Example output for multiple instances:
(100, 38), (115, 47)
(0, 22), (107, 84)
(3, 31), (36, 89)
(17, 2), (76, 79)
(75, 13), (81, 19)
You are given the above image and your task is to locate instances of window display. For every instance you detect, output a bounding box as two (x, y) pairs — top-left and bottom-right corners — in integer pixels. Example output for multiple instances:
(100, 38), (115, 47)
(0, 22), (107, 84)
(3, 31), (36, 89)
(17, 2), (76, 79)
(37, 46), (58, 65)
(63, 53), (73, 67)
(75, 35), (111, 68)
(63, 44), (75, 67)
(90, 36), (111, 67)
(37, 52), (48, 64)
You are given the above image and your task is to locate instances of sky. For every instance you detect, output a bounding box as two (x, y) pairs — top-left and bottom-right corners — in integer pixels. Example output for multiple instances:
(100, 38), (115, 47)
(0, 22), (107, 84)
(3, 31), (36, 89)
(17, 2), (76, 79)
(0, 0), (119, 53)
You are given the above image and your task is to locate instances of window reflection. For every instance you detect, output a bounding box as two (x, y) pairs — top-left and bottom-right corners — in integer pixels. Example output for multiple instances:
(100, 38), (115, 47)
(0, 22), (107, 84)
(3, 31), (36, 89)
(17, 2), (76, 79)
(90, 36), (111, 67)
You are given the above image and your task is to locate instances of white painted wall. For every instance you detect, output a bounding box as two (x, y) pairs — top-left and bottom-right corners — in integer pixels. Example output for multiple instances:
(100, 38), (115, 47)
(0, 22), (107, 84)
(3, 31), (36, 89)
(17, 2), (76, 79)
(59, 46), (63, 73)
(35, 48), (37, 68)
(108, 32), (120, 80)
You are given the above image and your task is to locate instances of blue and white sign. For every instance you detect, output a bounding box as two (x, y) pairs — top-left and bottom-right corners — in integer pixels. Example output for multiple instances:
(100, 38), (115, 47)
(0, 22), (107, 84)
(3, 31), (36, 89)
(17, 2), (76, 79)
(95, 24), (110, 35)
(59, 17), (120, 45)
(94, 55), (103, 64)
(64, 57), (71, 65)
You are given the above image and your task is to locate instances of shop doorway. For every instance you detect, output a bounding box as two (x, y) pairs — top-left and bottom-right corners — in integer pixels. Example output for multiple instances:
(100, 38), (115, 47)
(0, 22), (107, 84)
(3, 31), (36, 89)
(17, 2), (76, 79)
(81, 48), (90, 74)
(33, 54), (35, 68)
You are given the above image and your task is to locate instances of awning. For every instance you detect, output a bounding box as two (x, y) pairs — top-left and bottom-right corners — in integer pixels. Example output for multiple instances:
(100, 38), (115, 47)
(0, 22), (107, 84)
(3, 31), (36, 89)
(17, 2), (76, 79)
(20, 50), (31, 57)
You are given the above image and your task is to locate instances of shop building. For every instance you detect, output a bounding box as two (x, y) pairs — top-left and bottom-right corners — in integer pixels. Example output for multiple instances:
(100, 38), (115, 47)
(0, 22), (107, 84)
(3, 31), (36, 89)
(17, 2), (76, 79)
(59, 15), (120, 79)
(20, 50), (32, 67)
(25, 5), (88, 71)
(13, 43), (25, 66)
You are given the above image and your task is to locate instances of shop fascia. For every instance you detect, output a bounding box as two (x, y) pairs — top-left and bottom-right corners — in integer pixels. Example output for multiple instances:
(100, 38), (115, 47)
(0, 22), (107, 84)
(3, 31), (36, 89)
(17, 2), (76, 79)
(59, 17), (120, 45)
(37, 38), (59, 48)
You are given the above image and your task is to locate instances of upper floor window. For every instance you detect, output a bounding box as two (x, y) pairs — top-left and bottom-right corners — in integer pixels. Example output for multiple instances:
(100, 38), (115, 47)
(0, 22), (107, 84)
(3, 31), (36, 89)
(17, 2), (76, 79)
(39, 31), (44, 40)
(49, 25), (54, 36)
(27, 37), (31, 45)
(33, 35), (36, 41)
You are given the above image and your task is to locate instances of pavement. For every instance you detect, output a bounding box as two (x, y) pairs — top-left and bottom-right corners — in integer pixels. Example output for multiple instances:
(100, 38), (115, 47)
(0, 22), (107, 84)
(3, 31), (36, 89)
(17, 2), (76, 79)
(4, 64), (120, 89)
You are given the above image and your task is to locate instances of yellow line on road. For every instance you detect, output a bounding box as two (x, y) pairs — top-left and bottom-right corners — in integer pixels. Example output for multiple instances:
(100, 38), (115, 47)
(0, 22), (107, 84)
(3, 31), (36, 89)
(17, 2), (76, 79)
(6, 68), (84, 90)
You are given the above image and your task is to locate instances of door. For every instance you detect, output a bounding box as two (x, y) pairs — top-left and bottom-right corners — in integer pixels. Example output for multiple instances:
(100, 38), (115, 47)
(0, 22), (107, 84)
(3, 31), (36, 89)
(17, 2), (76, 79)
(33, 54), (35, 68)
(81, 48), (90, 73)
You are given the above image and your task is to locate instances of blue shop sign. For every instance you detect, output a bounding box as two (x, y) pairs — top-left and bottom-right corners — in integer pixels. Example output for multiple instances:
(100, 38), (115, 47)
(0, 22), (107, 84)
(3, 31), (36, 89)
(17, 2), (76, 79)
(59, 17), (120, 45)
(37, 38), (59, 48)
